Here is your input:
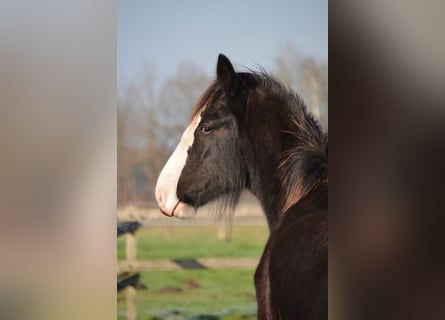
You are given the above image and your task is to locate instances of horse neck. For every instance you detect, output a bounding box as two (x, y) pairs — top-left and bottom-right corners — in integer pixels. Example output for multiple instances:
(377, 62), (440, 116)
(242, 94), (326, 230)
(241, 109), (290, 229)
(246, 155), (282, 228)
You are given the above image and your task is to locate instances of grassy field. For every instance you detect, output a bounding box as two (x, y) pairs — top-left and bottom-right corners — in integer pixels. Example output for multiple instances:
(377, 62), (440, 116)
(117, 225), (269, 260)
(117, 224), (269, 320)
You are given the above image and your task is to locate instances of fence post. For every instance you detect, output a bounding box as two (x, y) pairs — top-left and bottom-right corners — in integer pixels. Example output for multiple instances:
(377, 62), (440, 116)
(217, 213), (233, 241)
(126, 232), (137, 261)
(126, 286), (137, 320)
(125, 231), (137, 320)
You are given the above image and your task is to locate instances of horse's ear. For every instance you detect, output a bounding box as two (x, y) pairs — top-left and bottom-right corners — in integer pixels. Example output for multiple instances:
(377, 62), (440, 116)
(217, 54), (235, 92)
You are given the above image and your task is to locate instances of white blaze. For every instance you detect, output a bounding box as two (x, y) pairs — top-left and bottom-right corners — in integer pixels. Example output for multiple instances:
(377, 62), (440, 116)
(155, 114), (201, 218)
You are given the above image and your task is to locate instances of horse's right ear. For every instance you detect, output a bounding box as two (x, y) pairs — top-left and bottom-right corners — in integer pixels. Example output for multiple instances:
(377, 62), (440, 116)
(217, 54), (235, 92)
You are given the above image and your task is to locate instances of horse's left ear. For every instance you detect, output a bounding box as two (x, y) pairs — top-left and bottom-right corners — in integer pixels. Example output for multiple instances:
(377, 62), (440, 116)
(217, 54), (236, 92)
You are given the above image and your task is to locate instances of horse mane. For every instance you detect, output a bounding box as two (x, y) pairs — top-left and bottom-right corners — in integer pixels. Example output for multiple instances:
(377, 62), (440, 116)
(249, 72), (328, 215)
(190, 70), (328, 217)
(279, 113), (328, 213)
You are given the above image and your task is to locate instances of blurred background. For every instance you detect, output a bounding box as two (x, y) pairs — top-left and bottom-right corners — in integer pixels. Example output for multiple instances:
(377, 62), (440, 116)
(117, 1), (327, 319)
(3, 0), (444, 319)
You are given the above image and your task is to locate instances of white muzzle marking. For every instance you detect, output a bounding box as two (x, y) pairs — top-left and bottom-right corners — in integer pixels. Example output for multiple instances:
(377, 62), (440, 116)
(155, 114), (201, 218)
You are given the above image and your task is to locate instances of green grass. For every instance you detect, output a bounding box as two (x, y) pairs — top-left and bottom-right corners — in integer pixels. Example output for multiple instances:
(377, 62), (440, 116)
(117, 225), (269, 260)
(118, 269), (258, 320)
(117, 225), (269, 319)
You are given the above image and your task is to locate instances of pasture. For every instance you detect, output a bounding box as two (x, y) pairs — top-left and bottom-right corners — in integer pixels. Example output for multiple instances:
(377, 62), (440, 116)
(117, 224), (269, 320)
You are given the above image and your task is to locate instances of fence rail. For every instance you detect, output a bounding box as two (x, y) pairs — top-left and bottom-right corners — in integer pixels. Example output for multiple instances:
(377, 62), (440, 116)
(119, 257), (260, 272)
(117, 200), (266, 226)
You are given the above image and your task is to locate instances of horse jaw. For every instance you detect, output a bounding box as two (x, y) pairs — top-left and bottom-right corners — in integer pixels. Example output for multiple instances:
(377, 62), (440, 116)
(155, 114), (201, 218)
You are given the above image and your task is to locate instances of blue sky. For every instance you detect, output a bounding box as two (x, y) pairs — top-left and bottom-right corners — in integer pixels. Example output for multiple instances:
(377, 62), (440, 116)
(118, 0), (327, 88)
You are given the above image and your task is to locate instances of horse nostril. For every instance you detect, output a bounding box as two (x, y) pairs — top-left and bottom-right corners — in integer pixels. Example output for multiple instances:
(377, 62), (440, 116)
(156, 188), (174, 217)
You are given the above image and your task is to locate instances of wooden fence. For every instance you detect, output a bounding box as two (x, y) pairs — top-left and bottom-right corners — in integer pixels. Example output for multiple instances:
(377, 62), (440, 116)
(117, 198), (265, 320)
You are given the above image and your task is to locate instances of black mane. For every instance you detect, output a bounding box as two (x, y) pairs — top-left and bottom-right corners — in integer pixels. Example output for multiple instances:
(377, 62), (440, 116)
(190, 70), (328, 217)
(246, 71), (328, 215)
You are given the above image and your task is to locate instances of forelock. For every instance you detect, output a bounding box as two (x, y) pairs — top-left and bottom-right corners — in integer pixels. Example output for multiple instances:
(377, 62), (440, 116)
(191, 81), (222, 120)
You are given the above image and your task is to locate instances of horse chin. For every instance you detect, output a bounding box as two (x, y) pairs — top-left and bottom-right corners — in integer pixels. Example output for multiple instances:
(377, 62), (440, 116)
(173, 202), (197, 219)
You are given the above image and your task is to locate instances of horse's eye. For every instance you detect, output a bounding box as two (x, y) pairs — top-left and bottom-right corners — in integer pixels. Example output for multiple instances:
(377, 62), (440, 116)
(200, 126), (213, 135)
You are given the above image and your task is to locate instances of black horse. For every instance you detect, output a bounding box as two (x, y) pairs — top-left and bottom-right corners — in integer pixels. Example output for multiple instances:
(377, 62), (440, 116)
(155, 54), (328, 319)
